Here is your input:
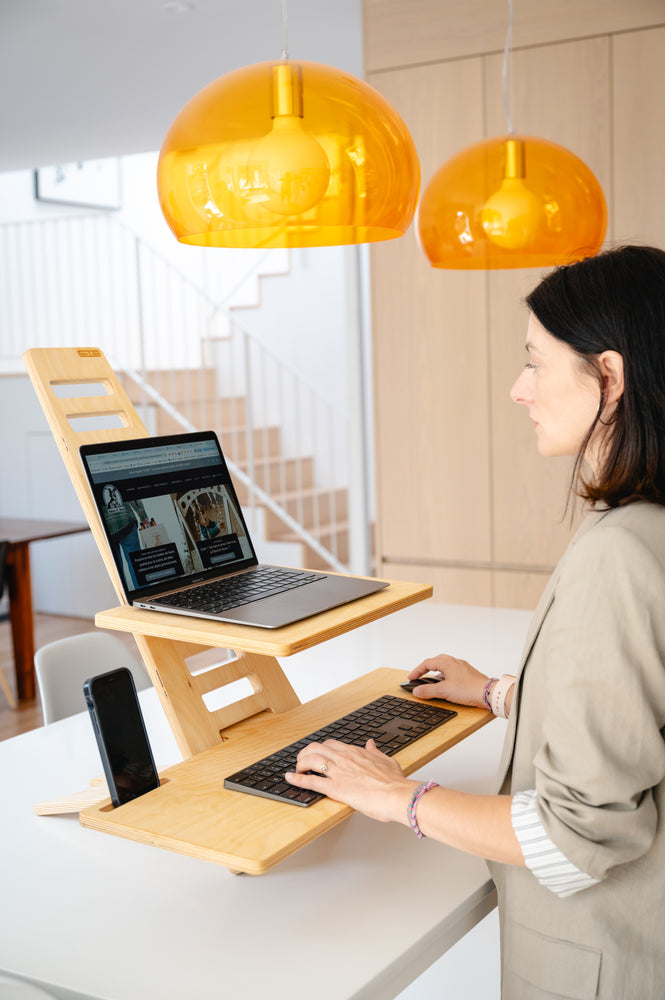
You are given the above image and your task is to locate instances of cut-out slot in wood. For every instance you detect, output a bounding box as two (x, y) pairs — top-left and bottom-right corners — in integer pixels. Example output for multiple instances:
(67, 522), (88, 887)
(98, 777), (172, 814)
(51, 381), (112, 399)
(201, 676), (254, 713)
(67, 413), (127, 431)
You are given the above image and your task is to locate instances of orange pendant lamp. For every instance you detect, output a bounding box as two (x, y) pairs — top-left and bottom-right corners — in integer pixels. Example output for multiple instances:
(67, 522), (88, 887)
(157, 57), (420, 249)
(417, 0), (606, 270)
(417, 133), (607, 269)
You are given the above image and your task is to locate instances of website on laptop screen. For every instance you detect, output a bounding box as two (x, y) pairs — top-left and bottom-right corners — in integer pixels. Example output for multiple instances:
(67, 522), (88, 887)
(82, 435), (256, 598)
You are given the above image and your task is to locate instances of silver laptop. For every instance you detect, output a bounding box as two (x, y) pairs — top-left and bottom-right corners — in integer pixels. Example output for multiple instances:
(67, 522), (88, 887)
(80, 431), (387, 628)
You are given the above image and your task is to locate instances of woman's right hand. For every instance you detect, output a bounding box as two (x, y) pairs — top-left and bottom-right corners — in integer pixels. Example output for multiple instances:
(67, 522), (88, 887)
(408, 654), (489, 709)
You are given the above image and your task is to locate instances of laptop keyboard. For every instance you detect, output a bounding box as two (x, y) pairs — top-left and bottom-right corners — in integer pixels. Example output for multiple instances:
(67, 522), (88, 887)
(156, 566), (326, 614)
(224, 695), (457, 806)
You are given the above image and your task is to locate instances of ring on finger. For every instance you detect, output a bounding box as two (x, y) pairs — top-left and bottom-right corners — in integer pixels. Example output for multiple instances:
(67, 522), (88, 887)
(320, 760), (329, 774)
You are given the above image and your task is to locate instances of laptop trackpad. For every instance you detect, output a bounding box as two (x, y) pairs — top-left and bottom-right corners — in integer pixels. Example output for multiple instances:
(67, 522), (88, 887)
(220, 574), (388, 628)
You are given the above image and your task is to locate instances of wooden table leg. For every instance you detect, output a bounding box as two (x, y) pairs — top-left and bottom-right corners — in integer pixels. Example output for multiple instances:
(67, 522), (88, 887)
(6, 541), (36, 701)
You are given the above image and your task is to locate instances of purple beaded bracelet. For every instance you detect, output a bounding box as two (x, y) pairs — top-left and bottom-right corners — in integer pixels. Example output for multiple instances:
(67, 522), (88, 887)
(407, 779), (439, 838)
(483, 677), (499, 712)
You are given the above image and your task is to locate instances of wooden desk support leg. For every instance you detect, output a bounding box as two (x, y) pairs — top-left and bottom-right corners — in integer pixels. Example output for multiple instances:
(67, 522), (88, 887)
(6, 541), (35, 701)
(206, 649), (302, 733)
(133, 635), (301, 759)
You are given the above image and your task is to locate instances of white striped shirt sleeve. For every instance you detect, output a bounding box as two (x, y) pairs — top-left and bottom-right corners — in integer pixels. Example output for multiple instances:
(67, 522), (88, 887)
(511, 789), (600, 898)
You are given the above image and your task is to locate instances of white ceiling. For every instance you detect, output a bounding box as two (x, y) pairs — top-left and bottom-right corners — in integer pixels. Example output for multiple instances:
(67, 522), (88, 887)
(0, 0), (364, 172)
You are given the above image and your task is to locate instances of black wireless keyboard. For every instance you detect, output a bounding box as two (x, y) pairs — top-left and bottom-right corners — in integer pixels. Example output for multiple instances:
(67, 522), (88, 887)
(223, 695), (457, 807)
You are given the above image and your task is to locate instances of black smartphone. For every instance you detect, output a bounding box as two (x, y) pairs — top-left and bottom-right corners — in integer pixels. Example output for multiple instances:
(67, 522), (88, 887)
(84, 667), (160, 807)
(400, 675), (443, 693)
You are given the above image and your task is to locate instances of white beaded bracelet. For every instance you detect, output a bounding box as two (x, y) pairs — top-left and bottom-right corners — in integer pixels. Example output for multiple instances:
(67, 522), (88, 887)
(491, 674), (515, 719)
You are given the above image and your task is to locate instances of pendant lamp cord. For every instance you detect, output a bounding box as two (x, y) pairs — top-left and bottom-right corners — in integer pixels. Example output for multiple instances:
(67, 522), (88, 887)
(281, 0), (289, 59)
(501, 0), (515, 134)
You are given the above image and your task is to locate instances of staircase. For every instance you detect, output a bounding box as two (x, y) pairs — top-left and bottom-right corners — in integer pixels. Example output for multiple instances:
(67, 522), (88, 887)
(1, 211), (371, 574)
(119, 366), (352, 571)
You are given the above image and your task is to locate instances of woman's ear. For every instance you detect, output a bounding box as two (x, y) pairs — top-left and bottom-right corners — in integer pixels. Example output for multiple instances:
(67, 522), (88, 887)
(598, 350), (624, 404)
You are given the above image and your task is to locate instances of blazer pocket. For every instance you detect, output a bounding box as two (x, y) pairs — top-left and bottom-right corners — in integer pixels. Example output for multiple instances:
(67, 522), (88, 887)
(504, 921), (601, 1000)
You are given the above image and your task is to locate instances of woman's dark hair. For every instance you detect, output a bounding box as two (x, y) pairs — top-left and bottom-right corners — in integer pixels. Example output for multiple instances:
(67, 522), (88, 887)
(525, 244), (665, 508)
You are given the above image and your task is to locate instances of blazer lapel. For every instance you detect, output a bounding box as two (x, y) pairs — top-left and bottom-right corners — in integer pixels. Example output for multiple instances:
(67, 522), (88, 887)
(496, 575), (557, 788)
(495, 509), (611, 790)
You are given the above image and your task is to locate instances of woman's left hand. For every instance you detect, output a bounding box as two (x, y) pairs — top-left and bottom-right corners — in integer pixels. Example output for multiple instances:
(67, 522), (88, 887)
(285, 739), (412, 823)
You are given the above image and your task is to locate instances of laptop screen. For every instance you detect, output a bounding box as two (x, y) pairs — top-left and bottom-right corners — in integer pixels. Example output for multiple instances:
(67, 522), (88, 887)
(80, 432), (258, 600)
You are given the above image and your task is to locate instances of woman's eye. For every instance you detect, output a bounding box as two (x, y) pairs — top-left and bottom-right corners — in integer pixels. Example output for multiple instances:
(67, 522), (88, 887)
(524, 362), (536, 371)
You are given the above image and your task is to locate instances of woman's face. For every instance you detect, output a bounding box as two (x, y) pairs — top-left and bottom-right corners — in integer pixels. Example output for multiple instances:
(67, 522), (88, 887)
(510, 314), (601, 468)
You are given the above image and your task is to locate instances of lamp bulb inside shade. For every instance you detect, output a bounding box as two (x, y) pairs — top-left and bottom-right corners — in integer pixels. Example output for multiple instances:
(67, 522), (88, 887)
(480, 177), (542, 249)
(479, 138), (542, 250)
(245, 115), (331, 216)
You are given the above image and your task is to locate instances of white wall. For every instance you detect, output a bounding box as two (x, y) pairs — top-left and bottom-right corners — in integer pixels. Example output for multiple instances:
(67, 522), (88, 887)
(0, 374), (118, 615)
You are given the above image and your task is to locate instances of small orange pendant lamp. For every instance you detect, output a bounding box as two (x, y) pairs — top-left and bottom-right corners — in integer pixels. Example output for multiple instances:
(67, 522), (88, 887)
(417, 133), (607, 269)
(417, 0), (607, 270)
(157, 55), (420, 250)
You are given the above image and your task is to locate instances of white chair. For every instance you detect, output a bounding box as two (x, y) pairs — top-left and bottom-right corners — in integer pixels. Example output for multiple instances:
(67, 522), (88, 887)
(34, 631), (151, 724)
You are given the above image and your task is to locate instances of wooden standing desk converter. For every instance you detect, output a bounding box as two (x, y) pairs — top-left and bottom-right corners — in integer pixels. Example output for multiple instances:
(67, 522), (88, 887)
(23, 346), (491, 876)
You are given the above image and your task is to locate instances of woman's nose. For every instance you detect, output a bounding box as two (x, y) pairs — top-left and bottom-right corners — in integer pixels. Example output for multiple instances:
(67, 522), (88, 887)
(510, 369), (532, 405)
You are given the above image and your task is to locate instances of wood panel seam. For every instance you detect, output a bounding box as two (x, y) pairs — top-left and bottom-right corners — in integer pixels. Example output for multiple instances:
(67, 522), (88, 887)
(382, 557), (556, 574)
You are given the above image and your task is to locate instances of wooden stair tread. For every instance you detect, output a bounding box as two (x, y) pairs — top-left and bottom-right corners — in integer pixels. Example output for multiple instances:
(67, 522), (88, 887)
(237, 454), (313, 468)
(278, 521), (350, 542)
(269, 485), (346, 502)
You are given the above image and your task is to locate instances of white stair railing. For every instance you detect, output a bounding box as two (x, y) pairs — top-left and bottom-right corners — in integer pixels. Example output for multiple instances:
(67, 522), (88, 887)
(0, 213), (362, 572)
(121, 363), (348, 572)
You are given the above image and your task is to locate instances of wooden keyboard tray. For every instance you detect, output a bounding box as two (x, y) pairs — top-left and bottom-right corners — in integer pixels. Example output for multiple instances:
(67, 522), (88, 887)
(80, 667), (492, 875)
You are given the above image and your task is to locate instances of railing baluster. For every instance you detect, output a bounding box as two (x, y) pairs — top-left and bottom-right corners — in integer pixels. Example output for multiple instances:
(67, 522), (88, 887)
(311, 391), (321, 549)
(277, 363), (287, 505)
(242, 330), (256, 530)
(328, 404), (338, 561)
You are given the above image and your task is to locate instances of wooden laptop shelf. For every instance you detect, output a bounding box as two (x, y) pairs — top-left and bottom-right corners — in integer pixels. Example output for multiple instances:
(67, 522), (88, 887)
(80, 667), (492, 875)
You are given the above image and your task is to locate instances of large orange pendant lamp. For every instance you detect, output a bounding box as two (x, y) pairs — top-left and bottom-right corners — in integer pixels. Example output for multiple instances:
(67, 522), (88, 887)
(417, 1), (607, 269)
(157, 27), (420, 249)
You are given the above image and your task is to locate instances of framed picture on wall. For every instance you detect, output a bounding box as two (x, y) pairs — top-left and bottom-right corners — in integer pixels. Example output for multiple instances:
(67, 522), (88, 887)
(34, 157), (122, 210)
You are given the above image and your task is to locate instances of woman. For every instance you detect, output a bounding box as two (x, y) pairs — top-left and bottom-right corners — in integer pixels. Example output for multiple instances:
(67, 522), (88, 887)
(286, 245), (665, 998)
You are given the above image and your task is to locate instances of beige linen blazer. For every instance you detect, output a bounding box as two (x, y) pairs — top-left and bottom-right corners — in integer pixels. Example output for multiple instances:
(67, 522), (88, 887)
(488, 502), (665, 1000)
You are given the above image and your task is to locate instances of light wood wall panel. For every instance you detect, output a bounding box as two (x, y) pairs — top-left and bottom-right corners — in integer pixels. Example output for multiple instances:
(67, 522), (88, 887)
(368, 59), (492, 568)
(364, 0), (665, 73)
(365, 1), (665, 609)
(613, 27), (665, 244)
(381, 562), (493, 607)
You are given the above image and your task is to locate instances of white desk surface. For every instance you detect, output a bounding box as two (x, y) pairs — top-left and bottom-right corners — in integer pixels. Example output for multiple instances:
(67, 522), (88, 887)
(0, 601), (531, 1000)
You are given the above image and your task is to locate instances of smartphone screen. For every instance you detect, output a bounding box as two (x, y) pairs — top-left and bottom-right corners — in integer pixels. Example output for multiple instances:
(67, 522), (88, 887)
(84, 667), (160, 807)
